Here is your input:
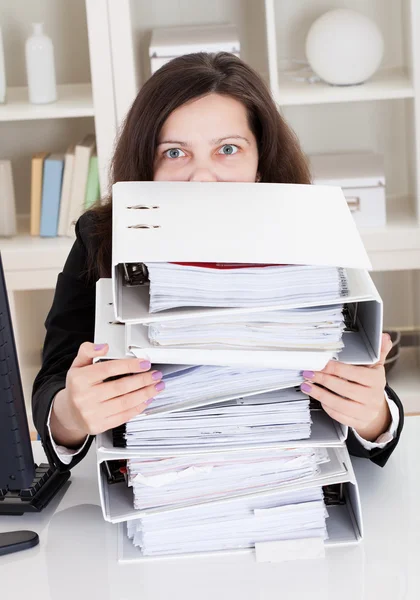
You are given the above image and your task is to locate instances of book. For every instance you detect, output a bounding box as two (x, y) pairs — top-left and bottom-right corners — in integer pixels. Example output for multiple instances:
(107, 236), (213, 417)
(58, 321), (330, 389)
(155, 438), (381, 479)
(84, 153), (100, 209)
(30, 151), (49, 236)
(57, 144), (75, 236)
(40, 154), (65, 237)
(0, 160), (17, 237)
(66, 134), (96, 236)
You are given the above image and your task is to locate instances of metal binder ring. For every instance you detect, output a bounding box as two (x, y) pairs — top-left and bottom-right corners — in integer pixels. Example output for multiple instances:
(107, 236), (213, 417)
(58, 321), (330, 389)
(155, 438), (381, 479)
(127, 224), (161, 229)
(127, 205), (159, 210)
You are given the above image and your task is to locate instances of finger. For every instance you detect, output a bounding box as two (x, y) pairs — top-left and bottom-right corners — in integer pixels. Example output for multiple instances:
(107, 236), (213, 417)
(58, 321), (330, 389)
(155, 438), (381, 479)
(100, 383), (161, 419)
(102, 399), (152, 432)
(371, 333), (393, 369)
(301, 381), (365, 420)
(83, 356), (154, 385)
(71, 341), (109, 369)
(317, 360), (376, 387)
(321, 403), (363, 430)
(301, 373), (369, 405)
(100, 370), (164, 403)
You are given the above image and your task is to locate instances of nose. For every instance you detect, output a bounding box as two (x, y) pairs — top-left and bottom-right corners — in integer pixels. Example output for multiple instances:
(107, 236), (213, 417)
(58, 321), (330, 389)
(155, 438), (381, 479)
(189, 168), (218, 182)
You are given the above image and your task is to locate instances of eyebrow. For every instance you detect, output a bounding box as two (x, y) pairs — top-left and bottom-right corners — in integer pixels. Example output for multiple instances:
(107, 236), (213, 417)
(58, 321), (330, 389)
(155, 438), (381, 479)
(157, 135), (251, 147)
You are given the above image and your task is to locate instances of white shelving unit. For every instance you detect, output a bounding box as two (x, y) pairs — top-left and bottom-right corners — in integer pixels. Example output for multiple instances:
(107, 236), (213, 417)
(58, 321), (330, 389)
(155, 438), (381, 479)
(0, 0), (119, 429)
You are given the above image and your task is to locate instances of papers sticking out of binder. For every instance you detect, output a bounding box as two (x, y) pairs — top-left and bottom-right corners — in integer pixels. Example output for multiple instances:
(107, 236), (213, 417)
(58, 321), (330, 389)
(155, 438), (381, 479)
(120, 389), (311, 449)
(126, 446), (328, 512)
(130, 365), (305, 418)
(126, 486), (328, 557)
(146, 304), (346, 351)
(121, 272), (382, 369)
(118, 473), (362, 562)
(99, 407), (347, 457)
(97, 444), (350, 524)
(94, 444), (363, 561)
(120, 272), (381, 368)
(126, 319), (336, 370)
(143, 262), (348, 312)
(94, 279), (348, 441)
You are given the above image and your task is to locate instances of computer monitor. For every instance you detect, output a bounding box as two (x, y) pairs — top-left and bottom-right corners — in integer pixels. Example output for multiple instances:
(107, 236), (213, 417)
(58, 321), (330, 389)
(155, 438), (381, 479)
(0, 254), (36, 491)
(0, 252), (70, 555)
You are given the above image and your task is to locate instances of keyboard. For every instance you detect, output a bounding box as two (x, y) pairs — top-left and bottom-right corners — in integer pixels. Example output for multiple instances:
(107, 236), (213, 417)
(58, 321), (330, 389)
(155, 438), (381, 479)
(0, 463), (70, 515)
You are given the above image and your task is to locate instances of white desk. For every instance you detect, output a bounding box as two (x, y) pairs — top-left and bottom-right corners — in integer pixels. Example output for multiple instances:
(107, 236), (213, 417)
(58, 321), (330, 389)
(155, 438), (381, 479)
(1, 418), (420, 600)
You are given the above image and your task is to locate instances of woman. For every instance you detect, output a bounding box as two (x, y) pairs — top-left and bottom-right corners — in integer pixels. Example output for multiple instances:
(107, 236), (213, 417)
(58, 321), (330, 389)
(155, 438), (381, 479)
(32, 52), (404, 470)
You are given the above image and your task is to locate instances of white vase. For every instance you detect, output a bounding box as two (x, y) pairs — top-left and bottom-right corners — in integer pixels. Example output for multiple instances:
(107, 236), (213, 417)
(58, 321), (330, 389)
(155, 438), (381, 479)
(0, 25), (6, 103)
(25, 23), (57, 104)
(306, 9), (384, 86)
(0, 160), (17, 237)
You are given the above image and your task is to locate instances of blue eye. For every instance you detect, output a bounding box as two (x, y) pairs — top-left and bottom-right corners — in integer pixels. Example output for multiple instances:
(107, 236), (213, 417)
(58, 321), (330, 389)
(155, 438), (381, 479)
(164, 148), (186, 159)
(218, 144), (239, 155)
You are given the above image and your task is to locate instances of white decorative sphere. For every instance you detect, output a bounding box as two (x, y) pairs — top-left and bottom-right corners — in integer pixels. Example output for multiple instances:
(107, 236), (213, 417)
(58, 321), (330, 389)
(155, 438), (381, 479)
(305, 9), (384, 86)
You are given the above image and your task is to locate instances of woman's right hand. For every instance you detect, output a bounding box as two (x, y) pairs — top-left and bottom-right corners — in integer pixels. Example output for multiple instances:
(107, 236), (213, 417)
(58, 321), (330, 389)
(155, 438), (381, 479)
(50, 342), (165, 448)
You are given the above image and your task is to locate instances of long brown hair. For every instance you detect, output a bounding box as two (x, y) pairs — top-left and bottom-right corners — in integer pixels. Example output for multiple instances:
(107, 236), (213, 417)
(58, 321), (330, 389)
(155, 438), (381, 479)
(86, 52), (311, 279)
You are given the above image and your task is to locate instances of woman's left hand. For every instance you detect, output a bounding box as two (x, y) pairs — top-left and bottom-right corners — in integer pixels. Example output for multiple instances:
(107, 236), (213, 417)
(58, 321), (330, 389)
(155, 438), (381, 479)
(300, 333), (394, 442)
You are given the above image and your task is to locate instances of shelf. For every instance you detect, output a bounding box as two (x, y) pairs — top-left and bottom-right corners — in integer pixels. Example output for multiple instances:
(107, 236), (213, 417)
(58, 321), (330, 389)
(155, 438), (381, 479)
(0, 215), (75, 290)
(387, 347), (420, 416)
(275, 69), (414, 107)
(0, 83), (94, 122)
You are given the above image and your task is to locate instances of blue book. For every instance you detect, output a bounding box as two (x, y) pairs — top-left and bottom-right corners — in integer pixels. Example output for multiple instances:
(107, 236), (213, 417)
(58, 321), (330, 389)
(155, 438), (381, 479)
(40, 153), (65, 237)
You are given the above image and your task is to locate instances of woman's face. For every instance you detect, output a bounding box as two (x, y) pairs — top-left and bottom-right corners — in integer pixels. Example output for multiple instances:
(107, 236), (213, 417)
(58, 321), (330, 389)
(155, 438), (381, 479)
(153, 93), (259, 182)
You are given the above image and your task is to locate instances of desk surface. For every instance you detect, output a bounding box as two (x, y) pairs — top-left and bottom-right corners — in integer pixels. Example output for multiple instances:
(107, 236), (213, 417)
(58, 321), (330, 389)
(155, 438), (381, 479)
(1, 418), (420, 600)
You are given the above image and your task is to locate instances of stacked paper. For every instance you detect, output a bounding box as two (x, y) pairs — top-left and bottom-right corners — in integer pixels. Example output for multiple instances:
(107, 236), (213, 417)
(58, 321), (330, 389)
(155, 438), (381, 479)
(131, 364), (305, 417)
(127, 447), (328, 510)
(94, 181), (378, 561)
(144, 262), (349, 312)
(126, 486), (327, 556)
(147, 305), (346, 351)
(122, 390), (311, 450)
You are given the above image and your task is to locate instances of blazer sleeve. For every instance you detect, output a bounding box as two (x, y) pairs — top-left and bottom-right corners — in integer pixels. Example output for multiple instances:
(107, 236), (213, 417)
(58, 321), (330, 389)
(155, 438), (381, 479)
(345, 384), (405, 467)
(31, 211), (98, 471)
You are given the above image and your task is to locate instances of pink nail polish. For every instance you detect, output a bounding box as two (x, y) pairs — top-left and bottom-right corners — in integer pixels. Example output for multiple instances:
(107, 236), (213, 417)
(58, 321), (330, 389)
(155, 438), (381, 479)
(301, 382), (312, 393)
(139, 360), (151, 370)
(94, 343), (107, 351)
(145, 398), (154, 405)
(302, 370), (315, 380)
(155, 381), (165, 392)
(152, 370), (163, 381)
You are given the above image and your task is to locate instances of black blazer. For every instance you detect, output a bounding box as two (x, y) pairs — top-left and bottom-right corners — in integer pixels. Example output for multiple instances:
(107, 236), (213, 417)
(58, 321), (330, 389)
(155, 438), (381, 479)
(32, 211), (405, 471)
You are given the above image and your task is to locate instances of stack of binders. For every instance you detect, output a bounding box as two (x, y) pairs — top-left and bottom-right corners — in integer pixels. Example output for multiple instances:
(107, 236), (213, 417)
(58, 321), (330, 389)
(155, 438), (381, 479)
(94, 181), (383, 563)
